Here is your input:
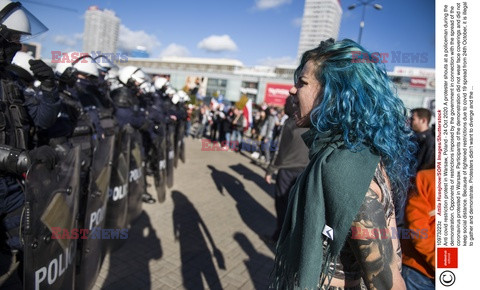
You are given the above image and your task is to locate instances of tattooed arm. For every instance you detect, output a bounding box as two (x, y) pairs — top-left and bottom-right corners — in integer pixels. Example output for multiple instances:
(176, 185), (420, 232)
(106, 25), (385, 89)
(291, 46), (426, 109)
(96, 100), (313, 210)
(348, 180), (406, 290)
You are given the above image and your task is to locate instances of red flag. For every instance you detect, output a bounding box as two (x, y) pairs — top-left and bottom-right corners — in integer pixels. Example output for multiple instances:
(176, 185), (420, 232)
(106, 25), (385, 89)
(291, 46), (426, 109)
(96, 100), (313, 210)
(243, 98), (253, 130)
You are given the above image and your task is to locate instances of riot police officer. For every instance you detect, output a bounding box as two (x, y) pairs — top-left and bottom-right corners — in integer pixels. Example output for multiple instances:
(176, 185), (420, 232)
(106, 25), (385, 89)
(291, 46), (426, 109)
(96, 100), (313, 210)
(154, 83), (180, 188)
(7, 51), (83, 290)
(10, 51), (80, 148)
(0, 1), (60, 287)
(94, 54), (121, 92)
(138, 79), (170, 202)
(171, 90), (189, 166)
(115, 66), (156, 204)
(56, 53), (117, 290)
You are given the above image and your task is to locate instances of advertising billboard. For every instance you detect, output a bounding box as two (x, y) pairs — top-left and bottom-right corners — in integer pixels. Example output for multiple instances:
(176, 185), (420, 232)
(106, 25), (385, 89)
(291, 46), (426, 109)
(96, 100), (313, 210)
(264, 83), (292, 106)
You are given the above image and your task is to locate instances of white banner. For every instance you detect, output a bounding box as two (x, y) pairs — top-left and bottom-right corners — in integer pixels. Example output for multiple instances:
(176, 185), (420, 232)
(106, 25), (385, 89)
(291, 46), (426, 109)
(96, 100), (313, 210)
(435, 0), (480, 288)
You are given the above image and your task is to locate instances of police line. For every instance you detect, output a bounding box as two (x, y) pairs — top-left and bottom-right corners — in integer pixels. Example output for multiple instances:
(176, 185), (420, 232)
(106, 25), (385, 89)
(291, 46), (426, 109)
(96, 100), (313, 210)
(2, 49), (188, 290)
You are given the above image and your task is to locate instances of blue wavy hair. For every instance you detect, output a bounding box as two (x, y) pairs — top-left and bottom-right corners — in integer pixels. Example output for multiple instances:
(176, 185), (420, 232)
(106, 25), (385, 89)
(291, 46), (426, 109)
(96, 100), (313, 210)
(296, 38), (417, 203)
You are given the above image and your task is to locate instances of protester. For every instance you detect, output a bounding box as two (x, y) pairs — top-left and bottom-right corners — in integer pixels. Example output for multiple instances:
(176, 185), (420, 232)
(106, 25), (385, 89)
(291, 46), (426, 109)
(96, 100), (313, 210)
(401, 165), (435, 290)
(230, 108), (245, 151)
(195, 105), (211, 139)
(186, 104), (194, 137)
(272, 107), (288, 145)
(410, 108), (435, 173)
(264, 96), (309, 244)
(272, 38), (416, 289)
(222, 108), (234, 149)
(258, 107), (276, 163)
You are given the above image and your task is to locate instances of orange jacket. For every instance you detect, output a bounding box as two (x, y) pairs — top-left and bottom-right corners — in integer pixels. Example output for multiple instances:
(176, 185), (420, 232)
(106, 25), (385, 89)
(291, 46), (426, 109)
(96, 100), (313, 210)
(401, 169), (435, 278)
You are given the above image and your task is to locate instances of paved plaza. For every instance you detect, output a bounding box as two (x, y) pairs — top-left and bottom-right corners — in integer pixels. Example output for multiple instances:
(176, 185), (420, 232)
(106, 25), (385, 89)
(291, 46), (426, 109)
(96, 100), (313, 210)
(93, 138), (277, 289)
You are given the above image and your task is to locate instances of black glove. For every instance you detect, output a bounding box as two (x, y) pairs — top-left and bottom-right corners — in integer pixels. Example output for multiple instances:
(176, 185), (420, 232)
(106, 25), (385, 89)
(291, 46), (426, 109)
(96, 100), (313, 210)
(58, 67), (78, 87)
(29, 59), (56, 88)
(29, 145), (58, 170)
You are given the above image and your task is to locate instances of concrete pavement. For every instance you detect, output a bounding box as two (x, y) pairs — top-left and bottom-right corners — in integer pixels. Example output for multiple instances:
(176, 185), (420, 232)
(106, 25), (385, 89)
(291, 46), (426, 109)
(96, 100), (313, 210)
(93, 137), (277, 289)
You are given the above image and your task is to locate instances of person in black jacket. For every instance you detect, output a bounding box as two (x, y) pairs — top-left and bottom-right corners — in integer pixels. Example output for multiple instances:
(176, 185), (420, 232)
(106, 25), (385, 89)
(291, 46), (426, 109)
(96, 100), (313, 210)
(116, 66), (156, 204)
(410, 108), (435, 173)
(0, 2), (60, 287)
(263, 96), (309, 243)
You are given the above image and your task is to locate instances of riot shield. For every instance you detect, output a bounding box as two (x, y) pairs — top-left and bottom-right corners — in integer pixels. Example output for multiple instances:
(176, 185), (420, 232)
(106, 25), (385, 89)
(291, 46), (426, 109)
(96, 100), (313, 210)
(151, 124), (167, 203)
(166, 123), (175, 188)
(173, 122), (179, 169)
(174, 120), (186, 168)
(178, 120), (186, 164)
(23, 145), (81, 290)
(75, 134), (115, 290)
(69, 114), (96, 191)
(104, 126), (131, 252)
(127, 130), (145, 226)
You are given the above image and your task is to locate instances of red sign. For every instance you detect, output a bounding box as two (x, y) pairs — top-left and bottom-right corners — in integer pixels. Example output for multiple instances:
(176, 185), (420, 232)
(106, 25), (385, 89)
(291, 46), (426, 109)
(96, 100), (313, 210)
(264, 83), (292, 106)
(437, 247), (458, 268)
(410, 77), (427, 88)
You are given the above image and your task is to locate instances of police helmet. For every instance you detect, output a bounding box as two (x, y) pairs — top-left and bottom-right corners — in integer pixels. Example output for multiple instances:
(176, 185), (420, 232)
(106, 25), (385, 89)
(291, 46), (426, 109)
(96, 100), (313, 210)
(0, 0), (48, 42)
(154, 77), (168, 90)
(118, 65), (149, 86)
(55, 52), (99, 77)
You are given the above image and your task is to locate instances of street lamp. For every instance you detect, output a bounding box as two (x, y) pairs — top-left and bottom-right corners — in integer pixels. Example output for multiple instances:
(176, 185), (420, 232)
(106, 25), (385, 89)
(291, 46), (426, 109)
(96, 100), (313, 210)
(348, 1), (382, 44)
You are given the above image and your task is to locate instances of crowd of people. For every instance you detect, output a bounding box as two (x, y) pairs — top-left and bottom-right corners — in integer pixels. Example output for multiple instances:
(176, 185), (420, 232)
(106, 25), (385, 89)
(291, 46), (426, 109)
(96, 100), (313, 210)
(189, 102), (289, 166)
(185, 59), (436, 289)
(0, 2), (437, 290)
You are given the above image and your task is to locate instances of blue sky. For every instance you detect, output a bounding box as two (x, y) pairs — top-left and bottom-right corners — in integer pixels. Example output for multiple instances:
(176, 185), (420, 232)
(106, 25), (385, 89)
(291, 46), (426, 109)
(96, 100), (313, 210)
(23, 0), (435, 71)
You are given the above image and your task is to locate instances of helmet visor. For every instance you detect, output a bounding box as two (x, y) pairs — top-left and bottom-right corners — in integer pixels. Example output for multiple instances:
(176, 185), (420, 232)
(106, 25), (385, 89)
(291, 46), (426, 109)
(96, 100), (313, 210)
(1, 2), (48, 42)
(94, 55), (119, 72)
(18, 5), (48, 41)
(132, 68), (151, 85)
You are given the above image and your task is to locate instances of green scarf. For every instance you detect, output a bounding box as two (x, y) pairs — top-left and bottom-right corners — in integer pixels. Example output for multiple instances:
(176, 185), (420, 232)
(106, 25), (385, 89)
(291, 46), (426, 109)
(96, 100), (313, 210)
(272, 128), (380, 289)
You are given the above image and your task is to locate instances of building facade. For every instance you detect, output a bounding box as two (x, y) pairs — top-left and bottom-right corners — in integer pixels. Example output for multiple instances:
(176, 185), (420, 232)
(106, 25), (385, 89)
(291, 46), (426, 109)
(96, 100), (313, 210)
(389, 66), (436, 111)
(83, 6), (120, 54)
(297, 0), (343, 61)
(120, 57), (434, 110)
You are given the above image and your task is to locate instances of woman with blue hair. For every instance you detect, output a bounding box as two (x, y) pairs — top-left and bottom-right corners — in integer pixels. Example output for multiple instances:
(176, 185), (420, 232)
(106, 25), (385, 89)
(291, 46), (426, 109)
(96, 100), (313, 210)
(272, 39), (416, 289)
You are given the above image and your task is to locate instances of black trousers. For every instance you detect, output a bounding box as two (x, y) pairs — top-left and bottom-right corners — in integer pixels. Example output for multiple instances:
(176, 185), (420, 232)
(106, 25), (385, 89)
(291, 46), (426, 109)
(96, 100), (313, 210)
(273, 167), (304, 240)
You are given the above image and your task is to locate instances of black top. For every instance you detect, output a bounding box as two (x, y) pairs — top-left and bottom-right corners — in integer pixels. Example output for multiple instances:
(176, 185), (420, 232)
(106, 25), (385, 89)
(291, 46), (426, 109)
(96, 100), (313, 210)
(414, 128), (435, 172)
(266, 118), (310, 175)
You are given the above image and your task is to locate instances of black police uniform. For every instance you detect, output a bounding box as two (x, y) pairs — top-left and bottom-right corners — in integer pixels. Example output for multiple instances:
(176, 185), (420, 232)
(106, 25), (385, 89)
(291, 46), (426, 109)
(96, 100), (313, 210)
(0, 67), (60, 287)
(111, 86), (155, 204)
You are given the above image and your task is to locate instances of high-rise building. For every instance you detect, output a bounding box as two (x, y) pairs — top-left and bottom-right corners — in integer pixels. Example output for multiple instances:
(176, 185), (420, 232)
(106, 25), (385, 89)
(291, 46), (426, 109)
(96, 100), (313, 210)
(297, 0), (342, 61)
(83, 6), (120, 53)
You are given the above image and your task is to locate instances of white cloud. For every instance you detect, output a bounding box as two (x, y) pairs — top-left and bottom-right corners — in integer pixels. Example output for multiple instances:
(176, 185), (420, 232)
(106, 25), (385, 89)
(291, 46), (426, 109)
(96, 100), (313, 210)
(160, 43), (191, 57)
(197, 35), (238, 52)
(74, 33), (83, 41)
(292, 17), (303, 27)
(53, 35), (77, 47)
(118, 24), (161, 53)
(258, 56), (297, 66)
(255, 0), (291, 10)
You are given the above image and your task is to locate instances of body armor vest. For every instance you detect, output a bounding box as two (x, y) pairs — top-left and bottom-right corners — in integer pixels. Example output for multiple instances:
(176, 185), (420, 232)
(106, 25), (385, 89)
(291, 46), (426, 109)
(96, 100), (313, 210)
(0, 79), (31, 150)
(111, 87), (136, 108)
